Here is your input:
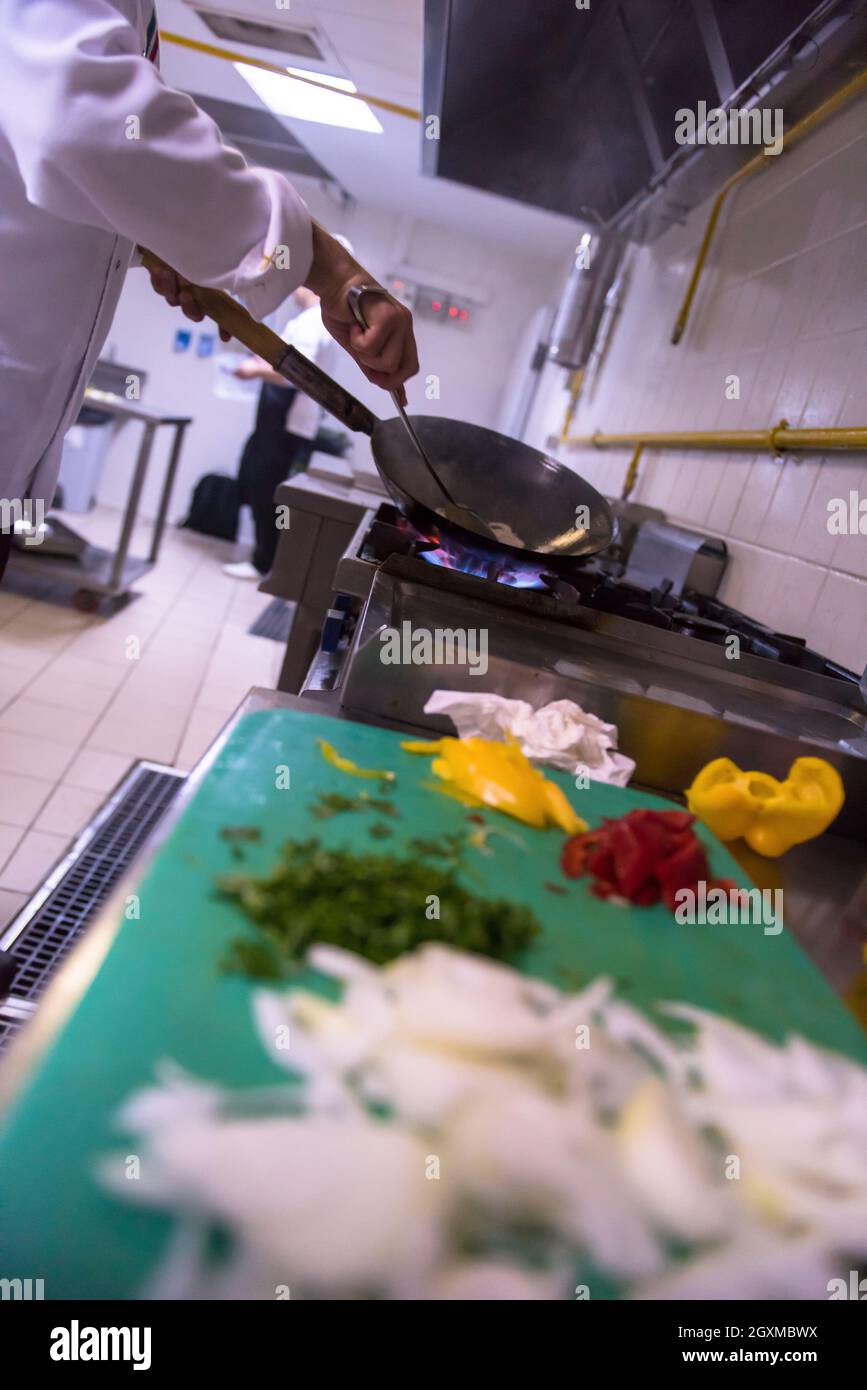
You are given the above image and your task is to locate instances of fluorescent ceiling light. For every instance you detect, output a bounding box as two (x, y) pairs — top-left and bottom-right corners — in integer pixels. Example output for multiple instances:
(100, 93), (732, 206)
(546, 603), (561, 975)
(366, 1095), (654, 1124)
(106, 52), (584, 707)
(235, 62), (383, 133)
(287, 67), (355, 93)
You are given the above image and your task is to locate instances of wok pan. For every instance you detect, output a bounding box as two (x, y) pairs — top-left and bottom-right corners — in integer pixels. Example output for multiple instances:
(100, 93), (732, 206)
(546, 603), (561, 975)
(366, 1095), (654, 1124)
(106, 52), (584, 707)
(141, 251), (614, 570)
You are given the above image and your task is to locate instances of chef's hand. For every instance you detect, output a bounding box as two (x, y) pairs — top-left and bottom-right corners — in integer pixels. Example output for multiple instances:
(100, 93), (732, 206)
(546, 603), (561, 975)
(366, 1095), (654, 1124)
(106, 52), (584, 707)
(306, 223), (418, 403)
(147, 264), (232, 342)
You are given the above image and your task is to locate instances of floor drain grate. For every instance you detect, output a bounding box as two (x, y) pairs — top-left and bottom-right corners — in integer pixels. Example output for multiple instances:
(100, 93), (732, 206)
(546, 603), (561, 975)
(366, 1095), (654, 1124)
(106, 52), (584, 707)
(0, 1013), (27, 1048)
(0, 763), (185, 1012)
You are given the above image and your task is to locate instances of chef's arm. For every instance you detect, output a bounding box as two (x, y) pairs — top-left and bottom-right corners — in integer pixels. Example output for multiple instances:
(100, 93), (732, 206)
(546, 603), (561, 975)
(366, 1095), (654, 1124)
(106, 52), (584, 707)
(151, 220), (420, 395)
(0, 0), (306, 319)
(0, 0), (418, 390)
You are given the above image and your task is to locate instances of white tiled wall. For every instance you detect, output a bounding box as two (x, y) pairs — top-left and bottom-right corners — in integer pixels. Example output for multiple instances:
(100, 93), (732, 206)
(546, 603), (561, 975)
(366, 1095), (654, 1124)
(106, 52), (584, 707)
(531, 95), (867, 671)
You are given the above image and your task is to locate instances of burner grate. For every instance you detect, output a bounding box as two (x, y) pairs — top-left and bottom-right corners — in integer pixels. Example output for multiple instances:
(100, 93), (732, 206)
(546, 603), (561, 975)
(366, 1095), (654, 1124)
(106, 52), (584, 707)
(0, 764), (184, 1005)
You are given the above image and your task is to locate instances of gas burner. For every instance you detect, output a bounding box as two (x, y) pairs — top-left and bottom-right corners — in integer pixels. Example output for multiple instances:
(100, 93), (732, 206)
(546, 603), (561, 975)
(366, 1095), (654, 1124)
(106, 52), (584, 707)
(360, 518), (418, 564)
(417, 538), (548, 589)
(350, 503), (858, 686)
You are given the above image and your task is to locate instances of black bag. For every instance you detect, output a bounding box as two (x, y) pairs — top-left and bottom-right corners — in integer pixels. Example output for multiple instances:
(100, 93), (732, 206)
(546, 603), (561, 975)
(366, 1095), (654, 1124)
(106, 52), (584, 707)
(181, 473), (240, 541)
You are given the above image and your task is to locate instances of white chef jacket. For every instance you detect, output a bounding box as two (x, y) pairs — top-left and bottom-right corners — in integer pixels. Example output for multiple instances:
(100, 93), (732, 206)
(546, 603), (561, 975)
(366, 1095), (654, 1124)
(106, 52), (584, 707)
(0, 0), (313, 511)
(281, 303), (334, 440)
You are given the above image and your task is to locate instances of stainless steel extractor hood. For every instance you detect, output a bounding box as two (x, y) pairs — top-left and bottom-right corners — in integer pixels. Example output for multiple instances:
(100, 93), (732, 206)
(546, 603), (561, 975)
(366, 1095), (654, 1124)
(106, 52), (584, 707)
(422, 0), (867, 239)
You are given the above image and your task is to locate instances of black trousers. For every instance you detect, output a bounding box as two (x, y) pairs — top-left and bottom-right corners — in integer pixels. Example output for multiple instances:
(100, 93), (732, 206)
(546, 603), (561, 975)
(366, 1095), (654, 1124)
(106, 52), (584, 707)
(237, 383), (313, 576)
(0, 531), (12, 585)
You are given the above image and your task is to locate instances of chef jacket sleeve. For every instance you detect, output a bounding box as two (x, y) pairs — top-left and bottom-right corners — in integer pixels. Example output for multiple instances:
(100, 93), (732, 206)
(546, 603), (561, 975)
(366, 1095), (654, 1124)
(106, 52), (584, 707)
(0, 0), (312, 317)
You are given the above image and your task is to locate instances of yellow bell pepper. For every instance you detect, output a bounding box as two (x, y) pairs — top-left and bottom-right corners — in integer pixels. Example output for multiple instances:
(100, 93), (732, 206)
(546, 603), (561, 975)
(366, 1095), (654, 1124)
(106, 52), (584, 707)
(686, 755), (844, 858)
(685, 758), (778, 841)
(316, 738), (395, 782)
(744, 757), (845, 858)
(403, 734), (587, 834)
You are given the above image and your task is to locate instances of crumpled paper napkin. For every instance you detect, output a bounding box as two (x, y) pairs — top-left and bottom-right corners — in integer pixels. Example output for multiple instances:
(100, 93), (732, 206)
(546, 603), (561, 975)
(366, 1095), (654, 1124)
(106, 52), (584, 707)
(424, 692), (636, 787)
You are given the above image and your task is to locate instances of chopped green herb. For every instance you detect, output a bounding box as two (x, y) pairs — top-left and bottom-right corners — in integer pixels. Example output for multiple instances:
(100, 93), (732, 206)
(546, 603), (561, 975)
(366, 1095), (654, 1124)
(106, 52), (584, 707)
(363, 795), (399, 817)
(221, 936), (283, 980)
(311, 791), (361, 820)
(219, 825), (262, 843)
(310, 790), (400, 821)
(218, 838), (539, 977)
(408, 832), (465, 862)
(368, 821), (394, 840)
(219, 825), (262, 861)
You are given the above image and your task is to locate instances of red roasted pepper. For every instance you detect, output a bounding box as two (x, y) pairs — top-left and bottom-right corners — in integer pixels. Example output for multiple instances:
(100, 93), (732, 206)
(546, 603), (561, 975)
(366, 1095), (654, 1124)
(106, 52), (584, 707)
(561, 807), (735, 914)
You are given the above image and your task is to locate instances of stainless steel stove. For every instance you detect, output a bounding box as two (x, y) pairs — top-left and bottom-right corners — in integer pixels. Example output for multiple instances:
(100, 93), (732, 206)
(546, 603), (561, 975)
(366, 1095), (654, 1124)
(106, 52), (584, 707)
(299, 504), (865, 771)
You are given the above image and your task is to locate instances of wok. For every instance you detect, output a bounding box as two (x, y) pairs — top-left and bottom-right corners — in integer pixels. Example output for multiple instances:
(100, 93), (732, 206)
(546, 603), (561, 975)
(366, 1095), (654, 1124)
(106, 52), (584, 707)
(141, 251), (614, 569)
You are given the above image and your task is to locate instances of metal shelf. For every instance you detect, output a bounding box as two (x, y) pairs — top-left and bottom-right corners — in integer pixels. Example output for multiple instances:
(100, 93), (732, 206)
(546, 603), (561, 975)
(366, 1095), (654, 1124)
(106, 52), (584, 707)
(9, 398), (191, 608)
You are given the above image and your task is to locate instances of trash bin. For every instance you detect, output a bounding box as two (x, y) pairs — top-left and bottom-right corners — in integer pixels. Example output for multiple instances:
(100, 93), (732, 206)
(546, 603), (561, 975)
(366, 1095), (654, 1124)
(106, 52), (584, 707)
(56, 407), (114, 512)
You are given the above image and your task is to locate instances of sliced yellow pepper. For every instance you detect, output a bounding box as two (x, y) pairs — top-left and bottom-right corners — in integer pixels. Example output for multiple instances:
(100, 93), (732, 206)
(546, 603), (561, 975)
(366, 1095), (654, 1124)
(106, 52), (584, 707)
(744, 757), (845, 858)
(686, 755), (844, 858)
(316, 738), (395, 782)
(685, 758), (777, 841)
(542, 778), (587, 834)
(421, 777), (484, 809)
(403, 734), (587, 834)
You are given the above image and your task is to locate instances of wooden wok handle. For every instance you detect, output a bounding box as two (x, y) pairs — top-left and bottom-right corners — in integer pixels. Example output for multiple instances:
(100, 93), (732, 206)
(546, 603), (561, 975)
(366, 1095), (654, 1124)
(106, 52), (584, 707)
(141, 248), (283, 363)
(139, 248), (377, 436)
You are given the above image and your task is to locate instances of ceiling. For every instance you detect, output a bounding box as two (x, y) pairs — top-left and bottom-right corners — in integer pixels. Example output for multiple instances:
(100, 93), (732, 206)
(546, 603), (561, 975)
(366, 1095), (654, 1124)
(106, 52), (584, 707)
(156, 0), (580, 259)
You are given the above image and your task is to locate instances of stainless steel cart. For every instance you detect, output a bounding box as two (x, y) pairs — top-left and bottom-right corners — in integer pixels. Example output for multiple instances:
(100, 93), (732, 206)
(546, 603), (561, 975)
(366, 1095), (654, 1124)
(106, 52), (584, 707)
(9, 389), (192, 611)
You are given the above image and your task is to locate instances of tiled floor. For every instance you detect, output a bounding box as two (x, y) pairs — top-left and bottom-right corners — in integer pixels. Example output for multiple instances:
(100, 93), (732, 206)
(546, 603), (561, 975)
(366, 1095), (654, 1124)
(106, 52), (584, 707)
(0, 507), (284, 928)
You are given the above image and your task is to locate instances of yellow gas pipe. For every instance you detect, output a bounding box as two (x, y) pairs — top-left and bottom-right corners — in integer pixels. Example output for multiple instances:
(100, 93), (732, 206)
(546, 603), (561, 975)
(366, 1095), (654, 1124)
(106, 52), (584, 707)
(563, 424), (867, 501)
(621, 443), (644, 500)
(671, 67), (867, 345)
(558, 368), (585, 444)
(566, 426), (867, 452)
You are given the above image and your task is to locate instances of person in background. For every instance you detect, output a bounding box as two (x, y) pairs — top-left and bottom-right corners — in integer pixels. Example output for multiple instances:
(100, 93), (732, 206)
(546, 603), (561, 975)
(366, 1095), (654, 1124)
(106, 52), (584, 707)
(224, 241), (353, 580)
(0, 0), (417, 584)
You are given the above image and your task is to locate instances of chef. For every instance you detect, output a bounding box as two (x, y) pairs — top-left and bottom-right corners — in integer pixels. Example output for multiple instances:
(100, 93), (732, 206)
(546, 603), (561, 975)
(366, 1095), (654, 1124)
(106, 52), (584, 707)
(0, 0), (417, 581)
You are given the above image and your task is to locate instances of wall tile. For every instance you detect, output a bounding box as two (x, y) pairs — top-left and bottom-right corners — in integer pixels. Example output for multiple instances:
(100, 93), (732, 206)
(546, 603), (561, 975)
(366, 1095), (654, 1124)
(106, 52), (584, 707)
(725, 545), (786, 631)
(539, 95), (867, 669)
(829, 463), (867, 580)
(807, 569), (867, 670)
(799, 329), (865, 427)
(729, 455), (784, 545)
(708, 454), (754, 535)
(769, 558), (826, 638)
(761, 456), (822, 555)
(793, 458), (864, 569)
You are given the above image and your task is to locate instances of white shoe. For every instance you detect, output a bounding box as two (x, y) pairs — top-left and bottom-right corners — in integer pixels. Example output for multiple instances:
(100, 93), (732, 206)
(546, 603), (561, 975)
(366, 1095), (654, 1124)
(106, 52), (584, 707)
(222, 561), (261, 580)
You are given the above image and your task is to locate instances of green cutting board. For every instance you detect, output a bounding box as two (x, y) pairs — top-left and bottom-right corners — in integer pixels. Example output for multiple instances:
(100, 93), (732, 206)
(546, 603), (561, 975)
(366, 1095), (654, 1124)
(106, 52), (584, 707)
(1, 707), (864, 1298)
